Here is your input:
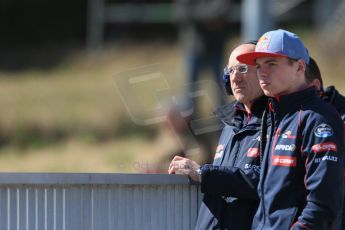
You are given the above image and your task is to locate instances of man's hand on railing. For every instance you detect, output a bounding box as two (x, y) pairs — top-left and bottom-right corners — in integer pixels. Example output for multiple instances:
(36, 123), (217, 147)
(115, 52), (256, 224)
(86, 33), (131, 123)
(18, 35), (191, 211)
(168, 156), (201, 182)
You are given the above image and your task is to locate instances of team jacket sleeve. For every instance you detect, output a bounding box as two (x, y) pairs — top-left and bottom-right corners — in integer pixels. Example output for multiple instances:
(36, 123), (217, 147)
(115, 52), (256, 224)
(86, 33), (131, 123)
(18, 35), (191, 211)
(291, 117), (344, 230)
(199, 164), (259, 200)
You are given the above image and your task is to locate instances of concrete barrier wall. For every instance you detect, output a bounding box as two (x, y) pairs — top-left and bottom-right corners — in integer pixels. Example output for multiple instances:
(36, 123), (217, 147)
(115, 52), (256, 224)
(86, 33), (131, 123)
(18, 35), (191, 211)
(0, 173), (201, 230)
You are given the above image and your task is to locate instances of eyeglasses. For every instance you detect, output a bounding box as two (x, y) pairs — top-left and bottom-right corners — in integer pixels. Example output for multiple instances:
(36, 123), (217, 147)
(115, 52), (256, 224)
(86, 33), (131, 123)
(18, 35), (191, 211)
(224, 64), (248, 76)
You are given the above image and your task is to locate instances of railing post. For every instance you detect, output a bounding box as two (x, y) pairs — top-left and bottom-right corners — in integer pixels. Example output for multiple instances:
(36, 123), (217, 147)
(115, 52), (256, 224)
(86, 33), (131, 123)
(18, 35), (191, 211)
(86, 0), (105, 50)
(241, 0), (274, 42)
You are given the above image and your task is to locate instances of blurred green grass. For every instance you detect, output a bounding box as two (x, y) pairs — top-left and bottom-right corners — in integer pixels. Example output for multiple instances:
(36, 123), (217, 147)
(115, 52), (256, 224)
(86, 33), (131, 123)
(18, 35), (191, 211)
(0, 29), (345, 172)
(0, 42), (184, 147)
(0, 42), (187, 172)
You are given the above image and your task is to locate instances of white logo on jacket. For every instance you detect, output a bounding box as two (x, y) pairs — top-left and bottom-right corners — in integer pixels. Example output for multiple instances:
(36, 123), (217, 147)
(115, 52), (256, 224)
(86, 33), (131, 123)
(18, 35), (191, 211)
(314, 123), (333, 138)
(275, 144), (296, 151)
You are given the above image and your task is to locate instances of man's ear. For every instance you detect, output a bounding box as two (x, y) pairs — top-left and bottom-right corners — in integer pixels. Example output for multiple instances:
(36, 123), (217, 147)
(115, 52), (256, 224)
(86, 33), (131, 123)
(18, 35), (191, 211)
(296, 59), (306, 75)
(311, 79), (321, 91)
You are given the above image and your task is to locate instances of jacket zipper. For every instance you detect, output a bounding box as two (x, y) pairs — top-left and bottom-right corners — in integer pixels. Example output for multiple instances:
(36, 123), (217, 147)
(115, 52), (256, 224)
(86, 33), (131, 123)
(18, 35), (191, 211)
(259, 123), (280, 229)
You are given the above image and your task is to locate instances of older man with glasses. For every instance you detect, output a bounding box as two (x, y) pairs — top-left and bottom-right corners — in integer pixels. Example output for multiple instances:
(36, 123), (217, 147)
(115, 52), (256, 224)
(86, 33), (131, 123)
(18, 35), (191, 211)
(169, 41), (266, 229)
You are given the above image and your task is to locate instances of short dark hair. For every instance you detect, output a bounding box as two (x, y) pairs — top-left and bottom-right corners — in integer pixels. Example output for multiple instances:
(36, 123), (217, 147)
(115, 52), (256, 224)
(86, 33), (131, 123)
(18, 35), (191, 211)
(245, 40), (258, 45)
(306, 57), (323, 91)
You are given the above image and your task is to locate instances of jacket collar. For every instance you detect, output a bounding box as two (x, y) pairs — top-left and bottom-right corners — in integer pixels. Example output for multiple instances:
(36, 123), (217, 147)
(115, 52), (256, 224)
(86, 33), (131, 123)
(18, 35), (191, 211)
(269, 86), (317, 116)
(214, 95), (268, 126)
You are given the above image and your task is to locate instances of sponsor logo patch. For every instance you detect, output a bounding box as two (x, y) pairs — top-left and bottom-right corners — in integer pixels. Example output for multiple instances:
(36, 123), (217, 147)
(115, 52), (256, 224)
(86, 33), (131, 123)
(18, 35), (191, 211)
(280, 131), (296, 139)
(257, 35), (270, 51)
(247, 148), (259, 157)
(314, 123), (333, 138)
(253, 136), (261, 142)
(272, 156), (297, 167)
(312, 142), (337, 154)
(214, 145), (224, 159)
(244, 164), (260, 170)
(275, 144), (296, 151)
(222, 196), (238, 203)
(314, 155), (338, 163)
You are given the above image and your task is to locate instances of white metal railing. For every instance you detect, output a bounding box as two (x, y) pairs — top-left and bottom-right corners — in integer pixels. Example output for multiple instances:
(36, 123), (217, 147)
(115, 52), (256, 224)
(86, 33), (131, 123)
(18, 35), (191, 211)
(0, 173), (201, 230)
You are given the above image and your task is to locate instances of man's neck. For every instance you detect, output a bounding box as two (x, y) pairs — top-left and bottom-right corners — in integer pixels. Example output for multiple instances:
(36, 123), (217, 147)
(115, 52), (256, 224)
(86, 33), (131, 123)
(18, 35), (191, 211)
(275, 83), (309, 98)
(244, 103), (252, 113)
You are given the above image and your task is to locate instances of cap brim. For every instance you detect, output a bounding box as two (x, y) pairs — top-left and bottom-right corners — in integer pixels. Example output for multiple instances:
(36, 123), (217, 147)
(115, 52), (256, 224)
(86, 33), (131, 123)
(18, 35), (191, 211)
(237, 52), (288, 65)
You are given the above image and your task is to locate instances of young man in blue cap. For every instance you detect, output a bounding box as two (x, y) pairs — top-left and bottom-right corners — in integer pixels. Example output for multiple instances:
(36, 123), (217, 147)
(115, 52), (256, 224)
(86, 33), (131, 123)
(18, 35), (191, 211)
(238, 29), (344, 230)
(169, 42), (266, 229)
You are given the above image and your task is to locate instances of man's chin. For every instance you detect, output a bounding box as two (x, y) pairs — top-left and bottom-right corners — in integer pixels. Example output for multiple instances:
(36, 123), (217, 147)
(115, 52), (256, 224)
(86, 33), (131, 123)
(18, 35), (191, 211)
(234, 90), (246, 98)
(263, 89), (275, 97)
(234, 95), (245, 103)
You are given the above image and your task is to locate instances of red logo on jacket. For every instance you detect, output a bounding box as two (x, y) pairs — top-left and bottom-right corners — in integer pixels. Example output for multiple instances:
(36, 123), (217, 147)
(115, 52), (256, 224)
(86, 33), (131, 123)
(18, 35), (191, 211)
(247, 148), (259, 157)
(214, 145), (224, 159)
(312, 142), (337, 154)
(272, 156), (296, 167)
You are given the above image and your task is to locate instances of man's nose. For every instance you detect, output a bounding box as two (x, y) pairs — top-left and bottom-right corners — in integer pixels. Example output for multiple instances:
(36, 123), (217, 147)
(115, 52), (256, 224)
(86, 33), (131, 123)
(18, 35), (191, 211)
(257, 68), (267, 78)
(232, 71), (243, 81)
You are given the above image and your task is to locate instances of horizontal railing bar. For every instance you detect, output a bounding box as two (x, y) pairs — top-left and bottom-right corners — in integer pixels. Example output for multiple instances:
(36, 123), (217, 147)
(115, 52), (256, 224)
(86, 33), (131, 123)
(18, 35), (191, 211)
(0, 173), (197, 185)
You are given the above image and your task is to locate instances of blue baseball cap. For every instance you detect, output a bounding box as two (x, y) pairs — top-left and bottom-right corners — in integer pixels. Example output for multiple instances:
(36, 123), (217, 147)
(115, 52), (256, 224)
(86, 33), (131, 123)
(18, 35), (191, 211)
(237, 29), (309, 65)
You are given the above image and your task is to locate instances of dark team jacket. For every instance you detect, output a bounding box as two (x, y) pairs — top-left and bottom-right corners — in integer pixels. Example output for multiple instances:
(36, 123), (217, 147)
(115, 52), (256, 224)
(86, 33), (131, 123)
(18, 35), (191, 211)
(323, 86), (345, 122)
(195, 96), (267, 230)
(323, 86), (345, 230)
(253, 87), (345, 230)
